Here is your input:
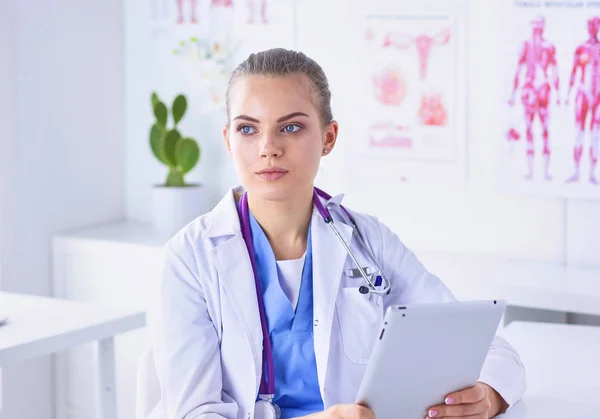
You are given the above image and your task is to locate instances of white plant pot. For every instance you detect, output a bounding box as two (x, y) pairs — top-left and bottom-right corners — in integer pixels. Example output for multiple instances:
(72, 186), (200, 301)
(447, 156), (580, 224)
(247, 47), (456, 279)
(151, 184), (207, 239)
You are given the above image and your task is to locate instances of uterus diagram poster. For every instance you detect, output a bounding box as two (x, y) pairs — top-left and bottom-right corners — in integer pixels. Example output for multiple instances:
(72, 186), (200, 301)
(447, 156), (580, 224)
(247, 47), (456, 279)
(344, 0), (468, 186)
(500, 0), (600, 200)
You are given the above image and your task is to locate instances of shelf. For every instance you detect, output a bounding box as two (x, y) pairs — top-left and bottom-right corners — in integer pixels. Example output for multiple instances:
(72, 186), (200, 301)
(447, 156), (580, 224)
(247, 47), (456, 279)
(52, 221), (600, 317)
(417, 250), (600, 317)
(53, 220), (167, 249)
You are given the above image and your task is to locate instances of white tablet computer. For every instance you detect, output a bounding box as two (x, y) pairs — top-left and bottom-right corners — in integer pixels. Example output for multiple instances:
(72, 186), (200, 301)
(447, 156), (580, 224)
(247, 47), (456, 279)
(355, 300), (506, 419)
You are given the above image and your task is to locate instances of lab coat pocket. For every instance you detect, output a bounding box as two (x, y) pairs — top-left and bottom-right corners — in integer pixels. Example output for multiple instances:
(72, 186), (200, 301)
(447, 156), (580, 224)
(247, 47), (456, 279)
(336, 287), (383, 365)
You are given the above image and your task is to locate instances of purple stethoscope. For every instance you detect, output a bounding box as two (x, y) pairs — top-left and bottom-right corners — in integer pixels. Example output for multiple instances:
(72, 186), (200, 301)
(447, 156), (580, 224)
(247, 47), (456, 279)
(237, 187), (392, 419)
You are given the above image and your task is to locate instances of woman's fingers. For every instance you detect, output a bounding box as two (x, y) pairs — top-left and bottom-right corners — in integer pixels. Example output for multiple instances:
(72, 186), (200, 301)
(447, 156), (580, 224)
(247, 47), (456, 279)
(444, 383), (488, 405)
(426, 398), (492, 418)
(426, 382), (491, 417)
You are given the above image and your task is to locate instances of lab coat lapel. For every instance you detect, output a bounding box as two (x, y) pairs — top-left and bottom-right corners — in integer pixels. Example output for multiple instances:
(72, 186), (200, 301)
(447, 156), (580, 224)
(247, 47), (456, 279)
(207, 189), (263, 390)
(311, 198), (353, 398)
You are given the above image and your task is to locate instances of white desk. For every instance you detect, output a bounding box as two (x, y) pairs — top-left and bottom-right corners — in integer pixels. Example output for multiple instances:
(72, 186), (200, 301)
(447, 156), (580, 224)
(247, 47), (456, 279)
(0, 292), (146, 419)
(496, 321), (600, 418)
(417, 251), (600, 317)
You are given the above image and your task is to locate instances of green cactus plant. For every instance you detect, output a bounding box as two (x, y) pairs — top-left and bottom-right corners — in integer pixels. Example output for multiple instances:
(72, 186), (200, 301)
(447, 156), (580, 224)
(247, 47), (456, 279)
(149, 92), (201, 187)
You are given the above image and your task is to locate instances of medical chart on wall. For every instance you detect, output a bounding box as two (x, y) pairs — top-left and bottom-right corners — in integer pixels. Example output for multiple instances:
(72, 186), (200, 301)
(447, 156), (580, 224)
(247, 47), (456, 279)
(344, 0), (469, 187)
(363, 16), (456, 161)
(500, 0), (600, 200)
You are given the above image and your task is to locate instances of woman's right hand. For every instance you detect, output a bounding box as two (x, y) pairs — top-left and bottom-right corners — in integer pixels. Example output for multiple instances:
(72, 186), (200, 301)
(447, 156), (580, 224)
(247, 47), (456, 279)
(307, 404), (375, 419)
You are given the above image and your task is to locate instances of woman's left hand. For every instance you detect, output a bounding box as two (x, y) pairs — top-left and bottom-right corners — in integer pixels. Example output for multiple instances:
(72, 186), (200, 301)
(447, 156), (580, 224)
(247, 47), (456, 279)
(424, 382), (508, 418)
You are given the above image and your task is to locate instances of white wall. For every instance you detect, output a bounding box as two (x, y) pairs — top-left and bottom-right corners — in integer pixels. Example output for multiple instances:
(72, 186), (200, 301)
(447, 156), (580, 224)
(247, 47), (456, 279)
(0, 0), (16, 247)
(0, 0), (126, 417)
(123, 0), (600, 267)
(0, 0), (17, 413)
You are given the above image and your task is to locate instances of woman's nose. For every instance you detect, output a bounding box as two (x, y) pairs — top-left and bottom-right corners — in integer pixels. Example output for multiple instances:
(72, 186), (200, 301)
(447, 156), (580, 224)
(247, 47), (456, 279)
(259, 134), (282, 157)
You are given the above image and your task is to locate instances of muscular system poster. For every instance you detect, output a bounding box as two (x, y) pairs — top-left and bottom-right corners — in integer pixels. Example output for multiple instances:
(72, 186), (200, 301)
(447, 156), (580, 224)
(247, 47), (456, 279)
(501, 0), (600, 200)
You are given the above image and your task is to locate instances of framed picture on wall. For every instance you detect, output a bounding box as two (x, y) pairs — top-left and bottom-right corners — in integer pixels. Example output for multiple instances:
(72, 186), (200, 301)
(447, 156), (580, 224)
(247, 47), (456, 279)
(499, 0), (600, 201)
(344, 0), (470, 188)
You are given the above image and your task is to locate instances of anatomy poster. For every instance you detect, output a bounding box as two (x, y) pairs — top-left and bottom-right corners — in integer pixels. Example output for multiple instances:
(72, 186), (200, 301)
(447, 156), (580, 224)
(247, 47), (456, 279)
(149, 0), (296, 47)
(149, 0), (291, 29)
(500, 0), (600, 200)
(346, 0), (468, 186)
(364, 17), (456, 161)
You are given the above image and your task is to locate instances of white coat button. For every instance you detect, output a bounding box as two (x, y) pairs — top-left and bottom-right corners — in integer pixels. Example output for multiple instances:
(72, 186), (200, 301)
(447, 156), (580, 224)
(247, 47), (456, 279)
(314, 319), (319, 326)
(247, 413), (251, 419)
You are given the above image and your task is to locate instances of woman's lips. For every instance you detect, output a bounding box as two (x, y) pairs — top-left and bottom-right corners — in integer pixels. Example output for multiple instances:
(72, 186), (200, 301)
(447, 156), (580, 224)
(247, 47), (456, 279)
(256, 167), (288, 181)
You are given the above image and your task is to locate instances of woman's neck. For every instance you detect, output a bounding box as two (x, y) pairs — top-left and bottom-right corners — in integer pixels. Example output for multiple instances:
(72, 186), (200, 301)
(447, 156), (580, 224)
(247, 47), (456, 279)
(247, 186), (314, 260)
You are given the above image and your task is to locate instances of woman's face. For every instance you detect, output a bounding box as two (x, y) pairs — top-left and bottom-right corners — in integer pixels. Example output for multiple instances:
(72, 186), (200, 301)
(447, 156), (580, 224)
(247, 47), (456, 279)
(223, 74), (338, 202)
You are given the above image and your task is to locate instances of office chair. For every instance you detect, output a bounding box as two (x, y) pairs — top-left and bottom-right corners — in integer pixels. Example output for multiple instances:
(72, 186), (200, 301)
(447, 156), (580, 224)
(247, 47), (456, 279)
(135, 348), (161, 419)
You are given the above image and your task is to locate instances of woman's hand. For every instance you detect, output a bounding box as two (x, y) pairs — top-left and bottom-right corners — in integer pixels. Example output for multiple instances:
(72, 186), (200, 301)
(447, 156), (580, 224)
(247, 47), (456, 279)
(303, 404), (375, 419)
(424, 382), (509, 418)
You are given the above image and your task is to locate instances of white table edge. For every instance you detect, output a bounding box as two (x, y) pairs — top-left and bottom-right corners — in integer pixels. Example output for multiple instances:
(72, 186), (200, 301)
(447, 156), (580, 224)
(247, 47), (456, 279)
(0, 311), (146, 366)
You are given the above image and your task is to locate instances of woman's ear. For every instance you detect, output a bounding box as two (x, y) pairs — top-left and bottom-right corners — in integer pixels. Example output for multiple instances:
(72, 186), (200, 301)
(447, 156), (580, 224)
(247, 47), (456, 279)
(222, 124), (232, 155)
(322, 120), (339, 155)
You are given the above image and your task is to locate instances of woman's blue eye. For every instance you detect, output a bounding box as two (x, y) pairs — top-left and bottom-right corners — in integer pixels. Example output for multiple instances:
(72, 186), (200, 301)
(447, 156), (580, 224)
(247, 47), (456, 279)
(283, 124), (301, 133)
(239, 125), (256, 134)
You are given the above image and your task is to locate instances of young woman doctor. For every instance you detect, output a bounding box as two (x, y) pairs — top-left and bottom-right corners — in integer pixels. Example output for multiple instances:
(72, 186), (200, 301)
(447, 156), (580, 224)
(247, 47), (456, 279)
(151, 48), (526, 419)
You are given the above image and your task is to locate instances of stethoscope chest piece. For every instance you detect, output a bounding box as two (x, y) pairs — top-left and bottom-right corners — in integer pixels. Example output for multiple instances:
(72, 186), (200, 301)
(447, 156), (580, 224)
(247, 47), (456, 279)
(254, 399), (281, 419)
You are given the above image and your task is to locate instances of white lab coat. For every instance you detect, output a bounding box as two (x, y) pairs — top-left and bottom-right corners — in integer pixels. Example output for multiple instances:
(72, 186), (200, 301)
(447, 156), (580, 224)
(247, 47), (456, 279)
(150, 187), (526, 419)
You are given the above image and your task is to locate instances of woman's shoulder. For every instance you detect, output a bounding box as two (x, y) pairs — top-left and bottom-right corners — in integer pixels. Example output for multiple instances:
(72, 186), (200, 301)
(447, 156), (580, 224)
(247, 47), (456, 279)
(164, 187), (241, 261)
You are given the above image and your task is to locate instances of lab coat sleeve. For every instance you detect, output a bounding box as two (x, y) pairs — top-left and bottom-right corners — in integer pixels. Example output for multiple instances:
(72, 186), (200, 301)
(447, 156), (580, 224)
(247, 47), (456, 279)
(376, 220), (526, 413)
(151, 245), (238, 419)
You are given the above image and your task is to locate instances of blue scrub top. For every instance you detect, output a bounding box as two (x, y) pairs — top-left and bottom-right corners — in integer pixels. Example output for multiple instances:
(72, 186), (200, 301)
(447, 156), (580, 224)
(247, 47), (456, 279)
(249, 212), (324, 419)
